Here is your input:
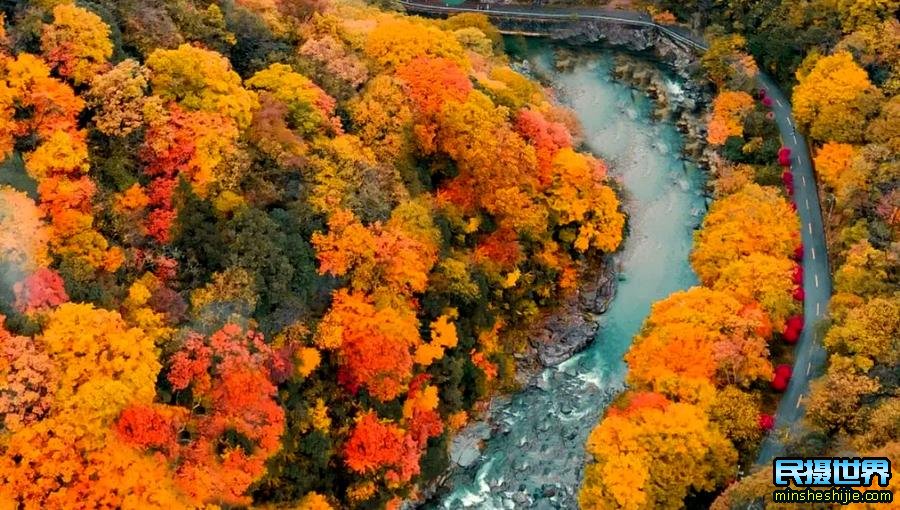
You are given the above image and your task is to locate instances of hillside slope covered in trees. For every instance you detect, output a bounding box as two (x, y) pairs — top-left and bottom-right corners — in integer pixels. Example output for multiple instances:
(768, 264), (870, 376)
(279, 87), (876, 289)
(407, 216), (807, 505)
(0, 1), (626, 508)
(580, 0), (899, 508)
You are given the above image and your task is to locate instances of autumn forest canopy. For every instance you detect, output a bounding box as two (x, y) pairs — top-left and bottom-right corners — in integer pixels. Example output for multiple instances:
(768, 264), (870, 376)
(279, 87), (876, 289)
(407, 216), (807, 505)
(0, 0), (897, 507)
(0, 0), (628, 508)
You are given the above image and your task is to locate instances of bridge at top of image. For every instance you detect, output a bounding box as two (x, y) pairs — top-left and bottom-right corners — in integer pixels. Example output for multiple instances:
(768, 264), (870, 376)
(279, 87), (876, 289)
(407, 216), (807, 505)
(399, 0), (708, 51)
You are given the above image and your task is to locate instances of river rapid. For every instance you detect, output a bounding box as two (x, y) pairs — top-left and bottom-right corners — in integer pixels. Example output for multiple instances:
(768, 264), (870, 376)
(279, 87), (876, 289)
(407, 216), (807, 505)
(429, 44), (707, 509)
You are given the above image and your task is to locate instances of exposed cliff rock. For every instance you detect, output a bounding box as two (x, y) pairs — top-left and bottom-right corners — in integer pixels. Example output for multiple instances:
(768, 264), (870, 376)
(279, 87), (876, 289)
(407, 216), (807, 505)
(555, 21), (698, 73)
(605, 53), (712, 164)
(534, 258), (617, 365)
(509, 256), (618, 387)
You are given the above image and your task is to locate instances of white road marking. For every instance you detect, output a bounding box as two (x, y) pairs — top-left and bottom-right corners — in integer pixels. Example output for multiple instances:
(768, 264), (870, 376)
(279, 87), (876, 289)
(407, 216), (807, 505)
(815, 273), (819, 288)
(802, 175), (806, 186)
(807, 362), (812, 376)
(786, 117), (792, 127)
(805, 198), (810, 210)
(796, 395), (803, 409)
(808, 223), (813, 234)
(777, 99), (783, 107)
(816, 302), (820, 316)
(811, 247), (816, 260)
(792, 134), (798, 144)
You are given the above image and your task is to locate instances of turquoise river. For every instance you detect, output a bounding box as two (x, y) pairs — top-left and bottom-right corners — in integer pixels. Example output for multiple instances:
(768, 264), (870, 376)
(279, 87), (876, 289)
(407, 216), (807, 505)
(431, 44), (708, 509)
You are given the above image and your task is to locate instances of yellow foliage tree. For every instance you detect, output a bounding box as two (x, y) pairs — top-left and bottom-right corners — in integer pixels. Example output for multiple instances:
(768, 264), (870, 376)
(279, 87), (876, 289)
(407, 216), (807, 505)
(38, 303), (160, 427)
(121, 275), (175, 346)
(247, 63), (341, 135)
(437, 91), (549, 235)
(825, 296), (899, 367)
(414, 314), (459, 366)
(364, 17), (467, 69)
(297, 491), (335, 510)
(292, 346), (319, 380)
(547, 148), (625, 252)
(701, 34), (758, 89)
(87, 59), (155, 136)
(312, 208), (438, 299)
(793, 51), (883, 143)
(349, 75), (415, 164)
(691, 184), (798, 286)
(41, 4), (113, 85)
(145, 44), (258, 128)
(709, 385), (764, 449)
(625, 321), (719, 404)
(706, 90), (755, 145)
(24, 129), (89, 179)
(813, 142), (856, 190)
(581, 396), (737, 510)
(627, 287), (773, 394)
(712, 252), (799, 330)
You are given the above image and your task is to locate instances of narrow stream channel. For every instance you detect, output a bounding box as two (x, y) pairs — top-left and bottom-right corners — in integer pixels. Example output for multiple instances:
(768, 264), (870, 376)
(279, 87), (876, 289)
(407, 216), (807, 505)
(432, 44), (707, 509)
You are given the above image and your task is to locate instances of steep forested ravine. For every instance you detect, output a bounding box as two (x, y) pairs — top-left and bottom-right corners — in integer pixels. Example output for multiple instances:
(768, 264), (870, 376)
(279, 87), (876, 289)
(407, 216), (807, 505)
(430, 45), (707, 509)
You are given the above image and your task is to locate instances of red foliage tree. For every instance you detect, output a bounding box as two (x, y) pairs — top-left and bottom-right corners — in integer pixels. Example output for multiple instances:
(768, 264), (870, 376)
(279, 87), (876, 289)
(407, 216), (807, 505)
(771, 375), (788, 392)
(783, 315), (803, 344)
(404, 375), (444, 447)
(36, 176), (96, 218)
(783, 170), (795, 195)
(781, 171), (793, 185)
(12, 268), (68, 313)
(778, 147), (791, 166)
(792, 265), (803, 285)
(396, 57), (472, 118)
(343, 411), (421, 484)
(316, 290), (420, 401)
(115, 404), (185, 457)
(118, 324), (286, 506)
(140, 105), (236, 242)
(395, 57), (472, 153)
(515, 108), (573, 185)
(771, 364), (792, 392)
(473, 227), (524, 272)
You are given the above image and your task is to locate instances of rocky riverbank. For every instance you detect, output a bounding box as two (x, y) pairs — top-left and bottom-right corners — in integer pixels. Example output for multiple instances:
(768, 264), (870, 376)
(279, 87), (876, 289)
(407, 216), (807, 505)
(411, 256), (619, 508)
(549, 48), (712, 165)
(603, 52), (719, 219)
(513, 256), (618, 385)
(608, 54), (712, 162)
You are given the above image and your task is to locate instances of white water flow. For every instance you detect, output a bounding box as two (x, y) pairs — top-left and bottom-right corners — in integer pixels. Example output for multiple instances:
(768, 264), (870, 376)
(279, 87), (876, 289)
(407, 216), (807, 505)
(431, 47), (706, 509)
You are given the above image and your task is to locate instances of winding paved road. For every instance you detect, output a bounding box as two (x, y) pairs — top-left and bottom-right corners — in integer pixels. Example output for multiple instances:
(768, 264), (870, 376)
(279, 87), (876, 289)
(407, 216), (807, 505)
(754, 74), (832, 464)
(401, 0), (833, 467)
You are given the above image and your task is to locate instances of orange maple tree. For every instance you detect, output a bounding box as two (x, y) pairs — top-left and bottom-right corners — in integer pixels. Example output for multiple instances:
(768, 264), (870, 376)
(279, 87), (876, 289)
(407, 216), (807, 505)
(315, 290), (421, 401)
(343, 411), (422, 484)
(707, 90), (755, 145)
(117, 323), (286, 506)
